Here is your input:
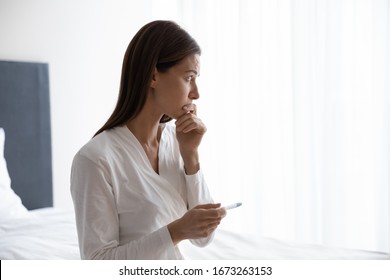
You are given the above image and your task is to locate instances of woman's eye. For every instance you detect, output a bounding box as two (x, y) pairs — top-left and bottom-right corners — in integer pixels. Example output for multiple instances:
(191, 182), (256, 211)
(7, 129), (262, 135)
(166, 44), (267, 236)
(185, 76), (193, 82)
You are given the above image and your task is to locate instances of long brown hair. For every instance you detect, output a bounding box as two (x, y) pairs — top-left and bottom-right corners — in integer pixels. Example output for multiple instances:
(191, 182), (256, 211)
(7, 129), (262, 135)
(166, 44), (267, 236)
(94, 20), (201, 137)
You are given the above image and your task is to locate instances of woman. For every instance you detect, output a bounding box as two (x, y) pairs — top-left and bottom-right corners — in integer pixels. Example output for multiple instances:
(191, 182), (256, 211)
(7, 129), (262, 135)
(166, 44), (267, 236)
(70, 20), (226, 260)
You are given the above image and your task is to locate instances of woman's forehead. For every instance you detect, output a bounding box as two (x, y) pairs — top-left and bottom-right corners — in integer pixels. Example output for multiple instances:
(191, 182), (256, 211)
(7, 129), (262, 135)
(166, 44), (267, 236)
(177, 54), (200, 73)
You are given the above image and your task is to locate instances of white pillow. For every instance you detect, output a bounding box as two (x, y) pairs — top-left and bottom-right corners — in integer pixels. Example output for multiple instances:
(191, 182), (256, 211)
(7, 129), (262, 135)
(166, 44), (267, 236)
(0, 128), (30, 222)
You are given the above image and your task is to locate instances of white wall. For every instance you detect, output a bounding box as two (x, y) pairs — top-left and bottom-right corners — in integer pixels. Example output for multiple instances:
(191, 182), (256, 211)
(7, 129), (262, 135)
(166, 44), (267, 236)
(0, 0), (157, 208)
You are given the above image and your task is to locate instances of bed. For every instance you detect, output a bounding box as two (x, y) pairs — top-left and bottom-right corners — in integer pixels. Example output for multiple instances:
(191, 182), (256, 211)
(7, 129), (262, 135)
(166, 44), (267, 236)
(0, 60), (79, 259)
(0, 60), (389, 260)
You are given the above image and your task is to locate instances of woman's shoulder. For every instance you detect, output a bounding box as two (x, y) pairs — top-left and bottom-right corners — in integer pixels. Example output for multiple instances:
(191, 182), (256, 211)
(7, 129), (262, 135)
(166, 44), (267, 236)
(73, 127), (123, 164)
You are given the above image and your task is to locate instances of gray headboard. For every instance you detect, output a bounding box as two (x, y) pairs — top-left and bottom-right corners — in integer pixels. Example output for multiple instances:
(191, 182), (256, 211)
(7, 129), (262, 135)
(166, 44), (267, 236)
(0, 60), (53, 210)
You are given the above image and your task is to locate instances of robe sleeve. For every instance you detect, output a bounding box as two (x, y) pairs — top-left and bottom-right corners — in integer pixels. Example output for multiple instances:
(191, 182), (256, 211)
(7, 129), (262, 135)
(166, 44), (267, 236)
(184, 168), (215, 247)
(70, 153), (177, 259)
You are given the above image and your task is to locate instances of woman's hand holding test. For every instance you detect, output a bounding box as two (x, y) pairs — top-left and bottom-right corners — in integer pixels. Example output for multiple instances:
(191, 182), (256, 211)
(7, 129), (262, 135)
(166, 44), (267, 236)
(168, 203), (226, 245)
(175, 104), (207, 174)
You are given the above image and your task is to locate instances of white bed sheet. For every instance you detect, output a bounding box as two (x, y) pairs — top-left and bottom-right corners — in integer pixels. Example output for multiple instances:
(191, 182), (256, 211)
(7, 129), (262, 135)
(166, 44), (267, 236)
(0, 207), (80, 260)
(1, 208), (389, 260)
(180, 230), (390, 260)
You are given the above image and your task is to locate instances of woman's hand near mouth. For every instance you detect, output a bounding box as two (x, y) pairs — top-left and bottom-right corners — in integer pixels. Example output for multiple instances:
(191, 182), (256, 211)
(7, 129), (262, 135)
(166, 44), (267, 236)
(175, 104), (207, 174)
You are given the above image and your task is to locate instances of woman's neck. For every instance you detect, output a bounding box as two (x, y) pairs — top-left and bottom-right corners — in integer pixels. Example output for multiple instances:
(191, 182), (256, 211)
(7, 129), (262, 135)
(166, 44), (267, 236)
(125, 102), (164, 174)
(125, 101), (163, 146)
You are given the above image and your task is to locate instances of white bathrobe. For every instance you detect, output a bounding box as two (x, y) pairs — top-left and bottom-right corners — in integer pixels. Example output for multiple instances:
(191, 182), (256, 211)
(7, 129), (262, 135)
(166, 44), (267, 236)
(70, 124), (213, 259)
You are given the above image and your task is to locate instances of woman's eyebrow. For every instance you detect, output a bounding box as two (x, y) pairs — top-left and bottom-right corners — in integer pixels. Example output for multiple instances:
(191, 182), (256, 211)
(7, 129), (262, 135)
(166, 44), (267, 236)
(185, 69), (200, 76)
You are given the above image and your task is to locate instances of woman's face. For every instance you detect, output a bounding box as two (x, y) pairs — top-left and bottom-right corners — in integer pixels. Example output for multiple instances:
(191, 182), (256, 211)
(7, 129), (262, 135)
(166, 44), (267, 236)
(151, 54), (200, 119)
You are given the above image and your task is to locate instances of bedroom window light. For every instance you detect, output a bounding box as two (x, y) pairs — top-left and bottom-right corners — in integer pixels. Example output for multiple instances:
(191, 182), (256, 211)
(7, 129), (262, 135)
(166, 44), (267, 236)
(150, 0), (390, 254)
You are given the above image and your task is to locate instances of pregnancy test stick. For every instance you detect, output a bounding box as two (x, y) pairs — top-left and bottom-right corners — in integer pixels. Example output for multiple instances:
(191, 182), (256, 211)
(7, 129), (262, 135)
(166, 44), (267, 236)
(223, 202), (242, 210)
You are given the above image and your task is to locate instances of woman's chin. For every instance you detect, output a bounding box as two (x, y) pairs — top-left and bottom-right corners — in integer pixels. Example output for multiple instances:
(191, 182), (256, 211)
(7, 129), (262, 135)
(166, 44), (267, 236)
(170, 111), (185, 120)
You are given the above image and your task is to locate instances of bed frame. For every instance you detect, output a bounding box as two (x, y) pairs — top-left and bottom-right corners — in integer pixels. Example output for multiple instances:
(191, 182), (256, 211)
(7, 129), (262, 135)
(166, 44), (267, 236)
(0, 60), (53, 210)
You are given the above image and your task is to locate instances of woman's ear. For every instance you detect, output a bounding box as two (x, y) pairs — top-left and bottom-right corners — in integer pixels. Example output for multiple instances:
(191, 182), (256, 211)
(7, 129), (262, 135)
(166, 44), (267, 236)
(150, 67), (158, 88)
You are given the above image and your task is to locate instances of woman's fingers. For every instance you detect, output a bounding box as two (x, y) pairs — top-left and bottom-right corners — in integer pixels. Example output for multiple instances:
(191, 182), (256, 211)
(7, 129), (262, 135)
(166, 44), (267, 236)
(176, 118), (206, 134)
(175, 104), (203, 130)
(195, 203), (226, 218)
(193, 204), (225, 219)
(168, 203), (227, 243)
(186, 205), (225, 228)
(191, 220), (220, 238)
(194, 203), (221, 209)
(191, 206), (226, 229)
(175, 112), (205, 133)
(175, 104), (207, 156)
(183, 104), (197, 115)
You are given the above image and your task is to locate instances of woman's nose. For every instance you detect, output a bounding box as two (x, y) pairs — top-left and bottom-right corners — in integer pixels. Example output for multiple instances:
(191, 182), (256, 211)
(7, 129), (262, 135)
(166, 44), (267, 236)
(189, 84), (199, 100)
